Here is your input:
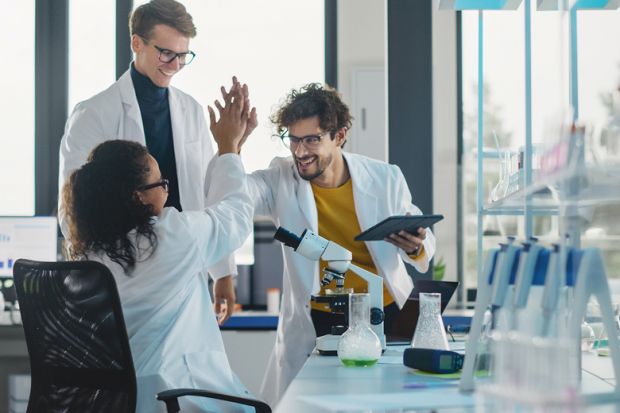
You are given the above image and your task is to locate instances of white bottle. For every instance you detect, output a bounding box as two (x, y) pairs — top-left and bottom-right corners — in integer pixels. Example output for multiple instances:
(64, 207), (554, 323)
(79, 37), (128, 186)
(266, 288), (280, 314)
(0, 291), (6, 325)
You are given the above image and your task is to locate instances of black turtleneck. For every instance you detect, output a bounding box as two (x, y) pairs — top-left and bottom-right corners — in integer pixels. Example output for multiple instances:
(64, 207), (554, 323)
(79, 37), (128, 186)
(130, 63), (182, 211)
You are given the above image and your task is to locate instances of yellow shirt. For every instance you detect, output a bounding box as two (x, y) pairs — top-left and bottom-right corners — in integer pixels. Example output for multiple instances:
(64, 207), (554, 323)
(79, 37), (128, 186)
(310, 178), (395, 312)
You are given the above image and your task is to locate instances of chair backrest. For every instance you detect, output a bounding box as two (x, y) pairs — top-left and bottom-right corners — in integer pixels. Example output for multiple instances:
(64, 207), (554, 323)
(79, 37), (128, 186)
(13, 259), (137, 413)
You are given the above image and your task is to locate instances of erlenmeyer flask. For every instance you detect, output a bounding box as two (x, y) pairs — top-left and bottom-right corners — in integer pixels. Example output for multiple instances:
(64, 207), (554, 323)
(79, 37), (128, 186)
(411, 292), (449, 350)
(337, 293), (382, 367)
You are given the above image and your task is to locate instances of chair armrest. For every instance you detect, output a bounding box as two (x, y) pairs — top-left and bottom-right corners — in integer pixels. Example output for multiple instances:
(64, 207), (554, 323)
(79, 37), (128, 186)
(156, 388), (271, 413)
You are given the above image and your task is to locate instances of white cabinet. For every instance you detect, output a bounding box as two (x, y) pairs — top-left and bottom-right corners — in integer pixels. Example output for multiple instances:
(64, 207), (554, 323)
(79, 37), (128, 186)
(349, 67), (387, 162)
(221, 330), (276, 397)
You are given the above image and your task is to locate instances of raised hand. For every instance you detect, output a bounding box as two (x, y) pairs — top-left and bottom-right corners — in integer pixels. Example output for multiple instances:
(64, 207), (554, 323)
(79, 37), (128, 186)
(207, 79), (248, 154)
(218, 76), (258, 151)
(240, 84), (258, 149)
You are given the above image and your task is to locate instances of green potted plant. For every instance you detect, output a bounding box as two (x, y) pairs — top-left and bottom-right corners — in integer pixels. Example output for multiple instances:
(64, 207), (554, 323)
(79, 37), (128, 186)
(432, 257), (445, 281)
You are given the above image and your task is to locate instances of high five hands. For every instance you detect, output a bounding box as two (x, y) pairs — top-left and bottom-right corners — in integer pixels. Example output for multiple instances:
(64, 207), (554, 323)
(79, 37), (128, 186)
(207, 76), (258, 155)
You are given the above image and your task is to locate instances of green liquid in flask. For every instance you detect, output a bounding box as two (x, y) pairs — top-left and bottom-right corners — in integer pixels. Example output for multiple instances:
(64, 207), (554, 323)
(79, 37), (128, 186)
(340, 358), (378, 367)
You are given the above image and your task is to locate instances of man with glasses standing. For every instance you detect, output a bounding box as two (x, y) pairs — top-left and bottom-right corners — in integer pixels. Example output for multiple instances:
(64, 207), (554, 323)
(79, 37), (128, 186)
(59, 0), (254, 325)
(218, 82), (436, 407)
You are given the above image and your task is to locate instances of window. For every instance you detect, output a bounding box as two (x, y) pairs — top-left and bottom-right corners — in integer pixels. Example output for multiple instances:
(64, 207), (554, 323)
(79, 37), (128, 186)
(461, 10), (526, 289)
(68, 0), (116, 112)
(576, 9), (620, 274)
(460, 6), (620, 290)
(0, 1), (35, 215)
(140, 0), (326, 173)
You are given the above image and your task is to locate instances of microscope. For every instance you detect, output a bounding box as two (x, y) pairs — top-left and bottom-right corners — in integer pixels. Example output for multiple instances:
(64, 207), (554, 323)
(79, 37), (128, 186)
(274, 227), (386, 355)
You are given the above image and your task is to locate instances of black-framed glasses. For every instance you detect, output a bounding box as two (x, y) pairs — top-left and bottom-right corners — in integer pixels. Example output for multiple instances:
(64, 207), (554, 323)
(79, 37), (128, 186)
(153, 45), (196, 66)
(136, 178), (169, 192)
(279, 131), (332, 149)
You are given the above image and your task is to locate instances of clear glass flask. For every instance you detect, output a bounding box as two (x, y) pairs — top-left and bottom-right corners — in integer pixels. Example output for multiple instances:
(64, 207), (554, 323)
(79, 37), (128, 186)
(411, 292), (449, 350)
(337, 293), (382, 367)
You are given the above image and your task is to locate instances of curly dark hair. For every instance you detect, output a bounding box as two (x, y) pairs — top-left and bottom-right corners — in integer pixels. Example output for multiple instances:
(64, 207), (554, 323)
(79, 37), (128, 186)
(63, 140), (158, 273)
(271, 83), (353, 147)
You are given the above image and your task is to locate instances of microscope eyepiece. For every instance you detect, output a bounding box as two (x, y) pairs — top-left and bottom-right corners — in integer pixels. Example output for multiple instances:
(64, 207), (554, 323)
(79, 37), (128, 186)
(274, 227), (302, 250)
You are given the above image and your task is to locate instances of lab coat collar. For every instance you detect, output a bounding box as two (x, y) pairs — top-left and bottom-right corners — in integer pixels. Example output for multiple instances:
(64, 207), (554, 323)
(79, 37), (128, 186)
(118, 69), (146, 143)
(119, 67), (188, 145)
(118, 68), (194, 210)
(342, 151), (380, 232)
(168, 86), (191, 208)
(293, 151), (380, 233)
(292, 163), (318, 231)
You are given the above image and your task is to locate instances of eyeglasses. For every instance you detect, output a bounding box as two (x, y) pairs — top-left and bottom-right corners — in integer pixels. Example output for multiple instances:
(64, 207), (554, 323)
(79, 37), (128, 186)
(279, 131), (332, 149)
(153, 45), (196, 66)
(136, 178), (169, 192)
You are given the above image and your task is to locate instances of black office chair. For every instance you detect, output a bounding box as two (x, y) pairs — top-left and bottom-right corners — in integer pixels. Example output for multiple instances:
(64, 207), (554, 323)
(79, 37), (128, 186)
(13, 259), (271, 413)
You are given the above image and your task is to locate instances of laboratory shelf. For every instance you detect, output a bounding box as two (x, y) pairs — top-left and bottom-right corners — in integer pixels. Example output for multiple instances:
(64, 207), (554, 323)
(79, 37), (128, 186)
(538, 0), (619, 10)
(480, 204), (558, 216)
(451, 0), (620, 405)
(439, 0), (523, 10)
(483, 164), (620, 213)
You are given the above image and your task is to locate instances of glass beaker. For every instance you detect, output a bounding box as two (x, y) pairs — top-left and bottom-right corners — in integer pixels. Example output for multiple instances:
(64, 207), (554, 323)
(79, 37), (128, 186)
(337, 293), (381, 367)
(411, 292), (449, 350)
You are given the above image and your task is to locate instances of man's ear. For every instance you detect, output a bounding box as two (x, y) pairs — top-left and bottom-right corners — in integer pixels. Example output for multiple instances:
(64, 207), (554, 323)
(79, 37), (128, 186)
(336, 127), (348, 147)
(133, 190), (145, 204)
(131, 35), (143, 54)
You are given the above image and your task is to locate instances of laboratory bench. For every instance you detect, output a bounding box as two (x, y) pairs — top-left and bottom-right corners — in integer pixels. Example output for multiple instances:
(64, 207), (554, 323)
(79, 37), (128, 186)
(5, 313), (620, 412)
(274, 342), (620, 413)
(0, 310), (471, 412)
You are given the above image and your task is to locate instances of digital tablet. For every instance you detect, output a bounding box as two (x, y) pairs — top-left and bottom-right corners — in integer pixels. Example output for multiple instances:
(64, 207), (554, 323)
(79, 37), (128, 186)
(354, 214), (444, 241)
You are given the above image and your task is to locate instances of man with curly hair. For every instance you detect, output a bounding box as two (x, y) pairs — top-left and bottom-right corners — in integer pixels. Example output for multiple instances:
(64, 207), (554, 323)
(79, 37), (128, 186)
(216, 82), (436, 407)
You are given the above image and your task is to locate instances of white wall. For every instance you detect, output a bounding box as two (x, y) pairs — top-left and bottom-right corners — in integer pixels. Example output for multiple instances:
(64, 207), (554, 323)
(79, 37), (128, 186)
(338, 0), (386, 160)
(337, 0), (386, 101)
(338, 1), (460, 290)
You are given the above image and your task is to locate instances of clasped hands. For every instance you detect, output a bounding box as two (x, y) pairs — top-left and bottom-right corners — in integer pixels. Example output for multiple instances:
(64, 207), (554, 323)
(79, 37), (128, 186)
(207, 76), (258, 155)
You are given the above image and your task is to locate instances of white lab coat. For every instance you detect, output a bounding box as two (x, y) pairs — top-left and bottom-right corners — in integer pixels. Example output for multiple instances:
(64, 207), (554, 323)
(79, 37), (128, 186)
(247, 152), (436, 407)
(92, 154), (254, 413)
(58, 68), (232, 277)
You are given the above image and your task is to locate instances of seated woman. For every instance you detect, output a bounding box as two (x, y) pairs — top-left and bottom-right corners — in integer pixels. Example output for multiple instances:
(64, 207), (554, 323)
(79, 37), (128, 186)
(62, 112), (254, 411)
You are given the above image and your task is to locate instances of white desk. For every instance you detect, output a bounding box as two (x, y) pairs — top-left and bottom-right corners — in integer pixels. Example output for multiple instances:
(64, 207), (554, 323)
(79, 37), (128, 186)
(275, 344), (620, 413)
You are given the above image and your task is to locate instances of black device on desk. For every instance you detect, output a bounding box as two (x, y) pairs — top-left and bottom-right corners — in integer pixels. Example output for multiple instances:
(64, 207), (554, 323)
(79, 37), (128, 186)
(354, 214), (444, 241)
(403, 348), (464, 374)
